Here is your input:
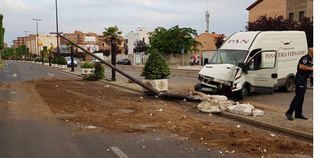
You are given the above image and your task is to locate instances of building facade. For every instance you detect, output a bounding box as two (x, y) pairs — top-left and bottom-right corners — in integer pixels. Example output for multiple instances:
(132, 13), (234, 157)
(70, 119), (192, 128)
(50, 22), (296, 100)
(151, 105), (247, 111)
(26, 35), (57, 55)
(195, 32), (223, 65)
(247, 0), (313, 22)
(61, 31), (100, 53)
(126, 27), (150, 65)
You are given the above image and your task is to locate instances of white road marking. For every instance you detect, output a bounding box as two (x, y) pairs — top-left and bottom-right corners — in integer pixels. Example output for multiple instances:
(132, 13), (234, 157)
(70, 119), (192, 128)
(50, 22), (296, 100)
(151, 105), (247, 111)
(48, 73), (55, 76)
(110, 146), (129, 158)
(12, 73), (18, 78)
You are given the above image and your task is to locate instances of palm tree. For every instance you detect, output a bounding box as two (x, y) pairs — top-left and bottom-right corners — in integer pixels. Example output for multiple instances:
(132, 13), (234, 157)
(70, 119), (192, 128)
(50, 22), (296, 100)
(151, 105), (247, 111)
(103, 26), (122, 81)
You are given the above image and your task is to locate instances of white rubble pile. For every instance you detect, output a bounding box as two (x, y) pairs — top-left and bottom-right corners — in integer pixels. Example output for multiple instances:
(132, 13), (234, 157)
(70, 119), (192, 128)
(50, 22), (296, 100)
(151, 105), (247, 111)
(192, 91), (264, 117)
(227, 104), (255, 116)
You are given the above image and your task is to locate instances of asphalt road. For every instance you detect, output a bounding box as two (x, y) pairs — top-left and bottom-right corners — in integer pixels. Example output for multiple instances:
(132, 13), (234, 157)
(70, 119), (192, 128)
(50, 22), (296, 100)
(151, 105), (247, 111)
(0, 61), (233, 158)
(103, 65), (313, 119)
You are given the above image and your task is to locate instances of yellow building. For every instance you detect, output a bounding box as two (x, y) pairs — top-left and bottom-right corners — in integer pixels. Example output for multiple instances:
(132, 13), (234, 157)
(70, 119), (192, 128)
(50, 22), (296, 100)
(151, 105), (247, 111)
(247, 0), (313, 22)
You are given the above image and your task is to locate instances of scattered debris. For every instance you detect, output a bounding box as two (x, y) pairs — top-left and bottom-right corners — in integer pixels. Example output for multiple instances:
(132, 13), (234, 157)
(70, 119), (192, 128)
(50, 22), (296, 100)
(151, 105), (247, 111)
(157, 109), (163, 112)
(140, 97), (144, 100)
(197, 101), (222, 113)
(104, 85), (110, 88)
(253, 109), (265, 117)
(86, 125), (98, 129)
(270, 133), (276, 137)
(237, 125), (241, 129)
(142, 146), (146, 149)
(10, 91), (16, 94)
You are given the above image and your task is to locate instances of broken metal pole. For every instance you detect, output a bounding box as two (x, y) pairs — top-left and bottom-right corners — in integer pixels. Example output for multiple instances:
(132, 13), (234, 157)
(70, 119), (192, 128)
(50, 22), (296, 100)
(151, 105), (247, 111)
(57, 34), (161, 96)
(56, 34), (201, 102)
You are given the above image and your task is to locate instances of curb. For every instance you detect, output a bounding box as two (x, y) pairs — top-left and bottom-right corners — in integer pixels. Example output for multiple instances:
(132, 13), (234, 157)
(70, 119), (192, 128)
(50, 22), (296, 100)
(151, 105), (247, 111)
(48, 65), (313, 141)
(220, 112), (312, 141)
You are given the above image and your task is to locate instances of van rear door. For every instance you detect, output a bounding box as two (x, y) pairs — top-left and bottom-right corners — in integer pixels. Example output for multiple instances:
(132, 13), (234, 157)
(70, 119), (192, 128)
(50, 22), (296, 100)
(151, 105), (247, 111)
(245, 50), (278, 93)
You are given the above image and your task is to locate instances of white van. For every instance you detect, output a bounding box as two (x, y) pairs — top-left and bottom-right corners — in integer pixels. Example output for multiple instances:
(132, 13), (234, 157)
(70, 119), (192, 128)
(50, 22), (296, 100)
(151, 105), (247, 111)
(195, 31), (308, 98)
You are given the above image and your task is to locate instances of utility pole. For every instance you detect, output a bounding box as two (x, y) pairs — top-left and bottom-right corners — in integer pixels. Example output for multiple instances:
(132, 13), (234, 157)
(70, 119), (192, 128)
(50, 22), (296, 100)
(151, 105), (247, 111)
(32, 18), (41, 58)
(55, 0), (60, 55)
(205, 11), (210, 33)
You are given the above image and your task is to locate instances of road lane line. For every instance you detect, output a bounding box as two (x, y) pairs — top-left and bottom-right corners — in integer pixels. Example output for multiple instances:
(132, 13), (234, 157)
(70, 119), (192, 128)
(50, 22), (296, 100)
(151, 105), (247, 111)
(110, 146), (129, 158)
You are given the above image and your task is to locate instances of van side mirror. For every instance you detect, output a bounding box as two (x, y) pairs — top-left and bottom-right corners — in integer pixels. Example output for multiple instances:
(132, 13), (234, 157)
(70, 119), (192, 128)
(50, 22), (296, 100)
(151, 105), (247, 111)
(238, 62), (248, 74)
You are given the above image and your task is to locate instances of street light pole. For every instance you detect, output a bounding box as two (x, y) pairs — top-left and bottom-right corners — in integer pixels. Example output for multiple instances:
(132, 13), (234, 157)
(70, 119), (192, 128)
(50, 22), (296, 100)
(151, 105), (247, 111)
(32, 18), (41, 58)
(55, 0), (60, 56)
(23, 30), (30, 60)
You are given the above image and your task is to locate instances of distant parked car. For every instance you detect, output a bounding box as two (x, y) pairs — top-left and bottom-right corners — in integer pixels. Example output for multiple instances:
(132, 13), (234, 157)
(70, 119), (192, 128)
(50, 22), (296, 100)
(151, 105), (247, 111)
(65, 57), (78, 67)
(116, 59), (131, 65)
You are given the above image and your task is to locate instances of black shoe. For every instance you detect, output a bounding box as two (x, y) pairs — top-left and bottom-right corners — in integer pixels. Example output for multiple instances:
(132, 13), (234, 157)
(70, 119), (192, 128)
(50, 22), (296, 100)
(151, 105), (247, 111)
(295, 115), (308, 120)
(285, 113), (293, 121)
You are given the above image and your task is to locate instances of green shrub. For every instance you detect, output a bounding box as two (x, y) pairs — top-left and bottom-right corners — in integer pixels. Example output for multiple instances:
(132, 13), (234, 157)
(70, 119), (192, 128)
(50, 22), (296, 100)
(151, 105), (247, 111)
(94, 63), (105, 80)
(52, 57), (58, 64)
(82, 74), (98, 81)
(82, 63), (105, 81)
(81, 61), (94, 68)
(35, 58), (42, 62)
(53, 56), (67, 65)
(142, 49), (170, 79)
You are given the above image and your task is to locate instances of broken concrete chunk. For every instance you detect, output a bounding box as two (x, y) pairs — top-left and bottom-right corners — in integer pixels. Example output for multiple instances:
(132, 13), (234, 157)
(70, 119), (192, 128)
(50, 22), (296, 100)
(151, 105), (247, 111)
(218, 100), (233, 111)
(253, 109), (264, 117)
(210, 95), (228, 102)
(197, 101), (222, 113)
(227, 104), (255, 116)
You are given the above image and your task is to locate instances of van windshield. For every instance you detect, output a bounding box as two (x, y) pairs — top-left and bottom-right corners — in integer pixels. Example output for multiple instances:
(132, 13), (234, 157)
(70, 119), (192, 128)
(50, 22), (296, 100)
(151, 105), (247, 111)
(208, 49), (248, 65)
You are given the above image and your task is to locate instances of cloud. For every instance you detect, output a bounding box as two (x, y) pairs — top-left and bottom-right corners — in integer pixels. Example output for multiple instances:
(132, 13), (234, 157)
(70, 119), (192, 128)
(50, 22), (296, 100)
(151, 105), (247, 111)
(2, 0), (36, 10)
(0, 0), (256, 45)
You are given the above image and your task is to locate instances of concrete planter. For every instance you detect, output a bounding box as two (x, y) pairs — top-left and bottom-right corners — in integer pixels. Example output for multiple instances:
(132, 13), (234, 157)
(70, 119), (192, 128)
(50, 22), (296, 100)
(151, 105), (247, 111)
(144, 79), (168, 92)
(58, 65), (68, 69)
(81, 68), (95, 75)
(52, 64), (59, 68)
(36, 62), (41, 64)
(44, 63), (50, 66)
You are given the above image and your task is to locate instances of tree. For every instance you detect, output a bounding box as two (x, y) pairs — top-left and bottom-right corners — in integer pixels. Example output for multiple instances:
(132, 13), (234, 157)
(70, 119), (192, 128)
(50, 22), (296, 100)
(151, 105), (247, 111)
(215, 35), (225, 49)
(296, 17), (313, 48)
(0, 14), (5, 59)
(247, 15), (313, 47)
(103, 26), (122, 81)
(142, 49), (170, 80)
(133, 40), (147, 53)
(149, 25), (201, 56)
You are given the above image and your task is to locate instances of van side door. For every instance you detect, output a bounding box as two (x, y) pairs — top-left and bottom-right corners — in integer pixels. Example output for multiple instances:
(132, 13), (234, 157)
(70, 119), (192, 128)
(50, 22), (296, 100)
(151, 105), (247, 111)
(245, 50), (278, 93)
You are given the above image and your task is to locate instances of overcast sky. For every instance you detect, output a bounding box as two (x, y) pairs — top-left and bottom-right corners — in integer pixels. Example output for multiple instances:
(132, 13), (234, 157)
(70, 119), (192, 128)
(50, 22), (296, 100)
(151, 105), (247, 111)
(0, 0), (255, 45)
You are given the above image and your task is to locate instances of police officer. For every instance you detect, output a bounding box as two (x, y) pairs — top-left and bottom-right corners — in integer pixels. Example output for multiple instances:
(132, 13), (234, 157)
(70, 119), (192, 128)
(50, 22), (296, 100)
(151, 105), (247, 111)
(286, 48), (313, 120)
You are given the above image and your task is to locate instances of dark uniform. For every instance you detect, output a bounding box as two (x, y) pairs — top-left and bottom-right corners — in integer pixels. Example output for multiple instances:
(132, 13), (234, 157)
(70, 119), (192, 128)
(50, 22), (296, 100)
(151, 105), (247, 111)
(286, 54), (313, 119)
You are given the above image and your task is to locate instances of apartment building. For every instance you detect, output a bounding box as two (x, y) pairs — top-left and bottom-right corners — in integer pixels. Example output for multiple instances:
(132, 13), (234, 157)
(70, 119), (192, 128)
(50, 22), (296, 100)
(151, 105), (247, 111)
(247, 0), (313, 22)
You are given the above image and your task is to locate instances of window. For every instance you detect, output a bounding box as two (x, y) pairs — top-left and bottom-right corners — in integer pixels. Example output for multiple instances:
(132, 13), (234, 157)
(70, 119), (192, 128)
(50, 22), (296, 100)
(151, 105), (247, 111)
(289, 13), (294, 22)
(248, 51), (276, 70)
(208, 49), (248, 65)
(299, 11), (305, 22)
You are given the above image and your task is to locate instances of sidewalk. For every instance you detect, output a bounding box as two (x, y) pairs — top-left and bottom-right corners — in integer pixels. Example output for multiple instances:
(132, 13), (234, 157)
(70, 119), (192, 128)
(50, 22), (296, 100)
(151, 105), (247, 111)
(61, 67), (313, 140)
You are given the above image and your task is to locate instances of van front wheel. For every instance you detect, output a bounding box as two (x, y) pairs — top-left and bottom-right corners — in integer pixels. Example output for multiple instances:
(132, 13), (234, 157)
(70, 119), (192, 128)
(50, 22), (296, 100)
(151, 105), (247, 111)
(236, 85), (250, 100)
(280, 77), (294, 92)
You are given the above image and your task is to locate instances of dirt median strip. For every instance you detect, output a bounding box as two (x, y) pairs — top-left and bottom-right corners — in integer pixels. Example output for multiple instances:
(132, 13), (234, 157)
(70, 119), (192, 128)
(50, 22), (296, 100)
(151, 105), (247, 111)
(55, 67), (312, 141)
(35, 79), (312, 157)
